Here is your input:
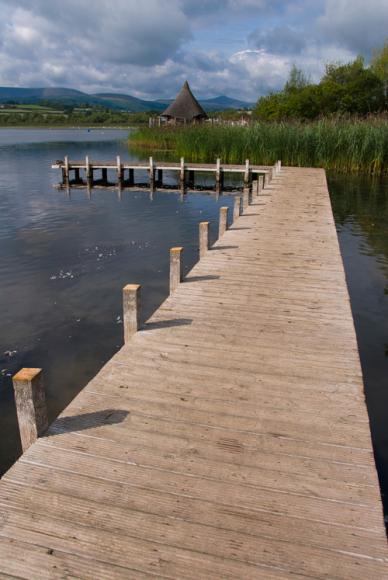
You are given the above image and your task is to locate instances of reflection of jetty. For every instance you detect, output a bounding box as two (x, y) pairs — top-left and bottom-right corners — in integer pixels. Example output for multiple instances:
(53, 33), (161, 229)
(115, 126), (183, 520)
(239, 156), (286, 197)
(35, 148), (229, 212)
(1, 166), (388, 577)
(52, 156), (274, 192)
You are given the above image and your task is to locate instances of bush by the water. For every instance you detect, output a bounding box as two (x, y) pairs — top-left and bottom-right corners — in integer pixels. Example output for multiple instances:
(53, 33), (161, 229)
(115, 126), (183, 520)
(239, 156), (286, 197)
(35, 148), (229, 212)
(130, 118), (388, 175)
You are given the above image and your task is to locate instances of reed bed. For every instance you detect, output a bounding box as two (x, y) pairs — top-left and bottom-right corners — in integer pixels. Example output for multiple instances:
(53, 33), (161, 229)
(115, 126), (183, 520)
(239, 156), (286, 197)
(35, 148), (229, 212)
(130, 119), (388, 174)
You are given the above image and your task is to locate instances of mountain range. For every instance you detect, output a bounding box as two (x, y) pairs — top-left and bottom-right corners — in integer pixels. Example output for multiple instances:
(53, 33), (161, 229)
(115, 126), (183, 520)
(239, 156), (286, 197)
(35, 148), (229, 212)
(0, 87), (254, 112)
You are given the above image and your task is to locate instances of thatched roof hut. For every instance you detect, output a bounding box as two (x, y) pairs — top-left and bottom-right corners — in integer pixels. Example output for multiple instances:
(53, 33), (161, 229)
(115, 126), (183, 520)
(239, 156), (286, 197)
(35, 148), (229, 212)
(161, 81), (208, 124)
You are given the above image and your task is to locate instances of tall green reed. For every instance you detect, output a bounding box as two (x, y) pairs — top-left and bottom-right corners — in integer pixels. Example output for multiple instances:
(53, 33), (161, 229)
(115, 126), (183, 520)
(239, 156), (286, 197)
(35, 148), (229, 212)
(130, 119), (388, 174)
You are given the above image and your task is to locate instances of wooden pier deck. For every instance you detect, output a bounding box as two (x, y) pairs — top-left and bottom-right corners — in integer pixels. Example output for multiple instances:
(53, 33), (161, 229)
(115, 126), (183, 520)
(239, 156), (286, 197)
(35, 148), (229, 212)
(0, 167), (387, 578)
(52, 157), (272, 190)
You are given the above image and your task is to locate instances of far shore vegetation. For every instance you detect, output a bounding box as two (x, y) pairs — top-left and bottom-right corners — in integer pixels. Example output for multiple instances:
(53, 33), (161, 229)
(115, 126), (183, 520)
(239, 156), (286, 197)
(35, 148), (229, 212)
(131, 43), (388, 174)
(0, 103), (152, 127)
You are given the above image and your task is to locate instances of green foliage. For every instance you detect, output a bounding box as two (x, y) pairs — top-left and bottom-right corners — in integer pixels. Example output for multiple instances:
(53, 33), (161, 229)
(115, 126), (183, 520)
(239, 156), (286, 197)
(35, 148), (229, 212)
(0, 106), (152, 127)
(371, 42), (388, 96)
(253, 56), (386, 121)
(130, 119), (388, 175)
(284, 65), (309, 93)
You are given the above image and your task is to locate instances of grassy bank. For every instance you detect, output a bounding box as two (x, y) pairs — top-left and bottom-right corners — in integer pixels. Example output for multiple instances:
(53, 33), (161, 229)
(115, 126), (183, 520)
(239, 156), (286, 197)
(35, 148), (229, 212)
(130, 119), (388, 174)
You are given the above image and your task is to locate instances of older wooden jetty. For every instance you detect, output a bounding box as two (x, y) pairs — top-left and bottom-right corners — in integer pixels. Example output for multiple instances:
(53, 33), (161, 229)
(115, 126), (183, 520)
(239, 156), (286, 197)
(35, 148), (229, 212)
(52, 156), (273, 192)
(0, 166), (387, 578)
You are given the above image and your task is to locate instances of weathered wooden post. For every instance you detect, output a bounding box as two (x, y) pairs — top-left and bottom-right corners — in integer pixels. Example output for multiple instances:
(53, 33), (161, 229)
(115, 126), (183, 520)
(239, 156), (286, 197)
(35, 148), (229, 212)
(258, 174), (264, 194)
(215, 158), (223, 190)
(170, 247), (183, 294)
(85, 155), (93, 185)
(219, 206), (228, 238)
(242, 186), (250, 210)
(199, 221), (209, 258)
(180, 157), (185, 188)
(12, 368), (48, 453)
(123, 284), (141, 342)
(233, 196), (241, 221)
(244, 159), (251, 188)
(149, 156), (155, 189)
(64, 155), (69, 183)
(252, 179), (259, 198)
(116, 156), (123, 184)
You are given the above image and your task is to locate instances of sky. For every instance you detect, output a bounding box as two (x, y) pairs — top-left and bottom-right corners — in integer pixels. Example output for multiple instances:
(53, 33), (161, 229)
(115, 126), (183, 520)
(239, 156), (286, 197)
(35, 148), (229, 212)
(0, 0), (388, 101)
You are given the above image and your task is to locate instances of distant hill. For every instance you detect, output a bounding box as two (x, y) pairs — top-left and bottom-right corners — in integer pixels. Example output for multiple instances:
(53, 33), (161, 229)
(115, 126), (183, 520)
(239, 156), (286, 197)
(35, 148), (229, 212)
(0, 86), (254, 112)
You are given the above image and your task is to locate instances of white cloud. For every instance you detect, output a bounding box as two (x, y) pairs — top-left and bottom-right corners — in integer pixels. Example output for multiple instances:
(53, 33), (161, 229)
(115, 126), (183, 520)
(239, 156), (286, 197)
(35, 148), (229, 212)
(0, 0), (385, 101)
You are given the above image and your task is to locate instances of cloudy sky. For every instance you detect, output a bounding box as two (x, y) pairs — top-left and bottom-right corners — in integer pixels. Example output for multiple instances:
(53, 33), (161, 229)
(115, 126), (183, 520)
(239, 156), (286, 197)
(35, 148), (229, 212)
(0, 0), (387, 101)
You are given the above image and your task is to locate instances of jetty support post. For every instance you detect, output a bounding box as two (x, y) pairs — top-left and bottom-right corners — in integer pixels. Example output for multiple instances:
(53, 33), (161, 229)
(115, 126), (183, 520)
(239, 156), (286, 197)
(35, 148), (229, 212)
(74, 168), (80, 183)
(244, 159), (251, 189)
(170, 247), (183, 294)
(188, 170), (195, 188)
(85, 155), (93, 186)
(157, 168), (163, 186)
(101, 167), (108, 184)
(12, 368), (48, 453)
(251, 179), (259, 199)
(215, 158), (223, 191)
(199, 221), (209, 259)
(123, 284), (141, 342)
(128, 168), (134, 186)
(233, 195), (241, 221)
(63, 155), (69, 184)
(219, 206), (228, 238)
(116, 156), (123, 184)
(258, 174), (264, 194)
(149, 156), (155, 190)
(242, 186), (250, 211)
(180, 157), (185, 188)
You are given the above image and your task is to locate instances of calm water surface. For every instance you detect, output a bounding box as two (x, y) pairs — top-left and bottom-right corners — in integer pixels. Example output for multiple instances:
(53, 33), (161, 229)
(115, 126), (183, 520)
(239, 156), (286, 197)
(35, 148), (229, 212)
(0, 131), (388, 525)
(328, 173), (388, 521)
(0, 128), (234, 474)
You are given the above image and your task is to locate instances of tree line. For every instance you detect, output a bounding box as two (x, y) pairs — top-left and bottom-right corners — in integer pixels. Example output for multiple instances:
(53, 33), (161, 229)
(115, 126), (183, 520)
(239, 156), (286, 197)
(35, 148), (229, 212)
(253, 42), (388, 121)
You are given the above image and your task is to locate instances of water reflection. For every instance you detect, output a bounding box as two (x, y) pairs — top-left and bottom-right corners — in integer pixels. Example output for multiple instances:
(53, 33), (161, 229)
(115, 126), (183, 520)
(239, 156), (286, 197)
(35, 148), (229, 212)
(329, 172), (388, 522)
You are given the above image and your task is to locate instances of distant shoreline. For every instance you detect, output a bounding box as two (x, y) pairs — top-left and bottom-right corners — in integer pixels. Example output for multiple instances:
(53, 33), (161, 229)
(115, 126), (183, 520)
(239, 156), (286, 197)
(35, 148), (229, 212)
(0, 125), (133, 130)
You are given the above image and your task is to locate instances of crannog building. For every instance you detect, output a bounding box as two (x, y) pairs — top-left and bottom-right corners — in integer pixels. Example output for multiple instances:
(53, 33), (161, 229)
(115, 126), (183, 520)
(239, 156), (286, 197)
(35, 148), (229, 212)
(160, 81), (208, 124)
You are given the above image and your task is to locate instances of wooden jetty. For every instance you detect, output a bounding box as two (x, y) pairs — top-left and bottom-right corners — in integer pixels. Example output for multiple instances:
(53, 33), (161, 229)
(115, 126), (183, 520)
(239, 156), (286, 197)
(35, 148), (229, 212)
(52, 156), (273, 191)
(0, 166), (387, 578)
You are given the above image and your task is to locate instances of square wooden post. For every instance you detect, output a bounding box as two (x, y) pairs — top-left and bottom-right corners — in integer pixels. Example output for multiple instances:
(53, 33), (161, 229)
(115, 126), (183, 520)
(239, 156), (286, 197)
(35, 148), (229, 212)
(233, 196), (241, 221)
(258, 174), (264, 194)
(219, 206), (228, 238)
(242, 187), (249, 211)
(199, 222), (209, 258)
(149, 156), (155, 188)
(180, 157), (185, 187)
(123, 284), (141, 342)
(170, 247), (183, 294)
(64, 155), (69, 183)
(12, 368), (48, 453)
(116, 155), (123, 183)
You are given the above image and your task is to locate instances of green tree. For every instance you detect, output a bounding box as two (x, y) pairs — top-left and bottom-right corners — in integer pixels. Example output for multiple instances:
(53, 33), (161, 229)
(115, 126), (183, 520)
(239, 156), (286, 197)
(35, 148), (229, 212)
(371, 42), (388, 99)
(284, 65), (309, 94)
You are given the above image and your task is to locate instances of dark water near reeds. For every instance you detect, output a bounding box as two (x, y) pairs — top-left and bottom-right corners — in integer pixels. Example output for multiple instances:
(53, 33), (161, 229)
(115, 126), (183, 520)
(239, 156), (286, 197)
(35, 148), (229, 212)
(0, 130), (388, 527)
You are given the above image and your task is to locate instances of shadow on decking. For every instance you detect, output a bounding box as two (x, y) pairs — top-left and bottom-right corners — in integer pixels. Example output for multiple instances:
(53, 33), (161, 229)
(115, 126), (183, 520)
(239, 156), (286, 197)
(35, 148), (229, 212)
(211, 246), (238, 251)
(45, 409), (128, 435)
(142, 318), (193, 330)
(185, 275), (220, 282)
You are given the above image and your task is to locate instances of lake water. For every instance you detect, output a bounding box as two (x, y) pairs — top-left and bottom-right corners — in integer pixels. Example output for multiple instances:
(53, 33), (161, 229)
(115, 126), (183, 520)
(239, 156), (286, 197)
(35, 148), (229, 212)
(0, 129), (387, 524)
(0, 128), (235, 474)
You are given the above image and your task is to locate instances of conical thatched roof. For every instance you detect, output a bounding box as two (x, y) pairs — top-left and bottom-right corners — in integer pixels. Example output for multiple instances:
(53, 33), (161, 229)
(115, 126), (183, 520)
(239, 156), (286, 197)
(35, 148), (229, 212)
(161, 81), (207, 121)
